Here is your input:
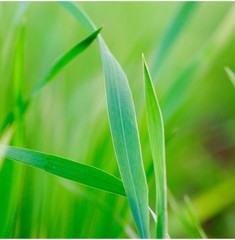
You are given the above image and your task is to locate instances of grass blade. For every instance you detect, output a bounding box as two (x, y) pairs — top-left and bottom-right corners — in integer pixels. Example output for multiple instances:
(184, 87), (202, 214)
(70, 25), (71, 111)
(225, 67), (235, 87)
(151, 2), (198, 79)
(3, 146), (126, 196)
(1, 28), (101, 134)
(60, 3), (150, 237)
(143, 56), (167, 238)
(162, 4), (235, 123)
(30, 27), (101, 97)
(99, 39), (150, 238)
(183, 195), (207, 238)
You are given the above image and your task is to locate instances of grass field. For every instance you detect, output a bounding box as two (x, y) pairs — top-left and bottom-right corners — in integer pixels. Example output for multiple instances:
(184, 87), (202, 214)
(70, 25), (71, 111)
(0, 2), (235, 238)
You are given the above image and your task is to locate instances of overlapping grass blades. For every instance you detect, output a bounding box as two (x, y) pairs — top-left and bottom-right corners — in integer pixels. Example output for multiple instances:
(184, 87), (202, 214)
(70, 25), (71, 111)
(4, 146), (126, 196)
(61, 3), (150, 238)
(151, 2), (198, 79)
(225, 67), (235, 87)
(143, 56), (167, 238)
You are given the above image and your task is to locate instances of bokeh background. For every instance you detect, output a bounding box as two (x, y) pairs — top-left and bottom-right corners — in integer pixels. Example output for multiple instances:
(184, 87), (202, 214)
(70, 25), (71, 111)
(0, 2), (235, 238)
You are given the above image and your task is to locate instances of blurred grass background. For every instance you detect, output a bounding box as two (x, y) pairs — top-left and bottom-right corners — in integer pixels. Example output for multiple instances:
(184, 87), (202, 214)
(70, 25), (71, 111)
(0, 1), (235, 238)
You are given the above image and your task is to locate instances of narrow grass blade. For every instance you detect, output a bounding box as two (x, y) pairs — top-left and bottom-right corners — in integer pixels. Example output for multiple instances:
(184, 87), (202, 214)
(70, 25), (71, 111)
(3, 146), (126, 196)
(183, 195), (207, 238)
(225, 67), (235, 87)
(30, 27), (101, 97)
(60, 3), (150, 237)
(59, 2), (96, 32)
(152, 2), (198, 79)
(162, 4), (235, 123)
(1, 28), (101, 135)
(168, 191), (206, 238)
(143, 56), (167, 238)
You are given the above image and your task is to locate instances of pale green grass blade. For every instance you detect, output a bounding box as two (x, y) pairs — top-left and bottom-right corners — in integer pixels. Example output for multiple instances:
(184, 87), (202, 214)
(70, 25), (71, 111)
(168, 191), (205, 238)
(60, 3), (150, 237)
(143, 56), (167, 238)
(162, 4), (235, 123)
(152, 2), (198, 79)
(59, 2), (96, 32)
(99, 39), (150, 238)
(225, 67), (235, 87)
(3, 146), (126, 196)
(183, 195), (207, 238)
(30, 27), (101, 97)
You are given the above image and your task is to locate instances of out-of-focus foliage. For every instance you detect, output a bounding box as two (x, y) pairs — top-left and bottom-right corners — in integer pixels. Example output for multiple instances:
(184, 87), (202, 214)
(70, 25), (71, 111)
(0, 2), (235, 238)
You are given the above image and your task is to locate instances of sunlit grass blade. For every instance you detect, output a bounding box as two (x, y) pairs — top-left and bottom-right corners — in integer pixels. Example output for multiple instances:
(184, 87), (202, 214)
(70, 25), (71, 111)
(30, 27), (102, 97)
(151, 2), (198, 79)
(3, 145), (126, 196)
(225, 67), (235, 87)
(60, 3), (150, 237)
(162, 4), (235, 123)
(143, 56), (167, 238)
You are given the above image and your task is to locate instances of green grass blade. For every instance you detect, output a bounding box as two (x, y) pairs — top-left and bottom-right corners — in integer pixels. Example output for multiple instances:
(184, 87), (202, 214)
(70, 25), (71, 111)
(60, 3), (150, 237)
(152, 2), (198, 79)
(0, 127), (14, 170)
(3, 146), (126, 196)
(143, 56), (167, 238)
(59, 2), (96, 32)
(99, 39), (150, 238)
(1, 28), (101, 134)
(162, 4), (235, 123)
(225, 67), (235, 87)
(30, 27), (101, 97)
(183, 195), (207, 238)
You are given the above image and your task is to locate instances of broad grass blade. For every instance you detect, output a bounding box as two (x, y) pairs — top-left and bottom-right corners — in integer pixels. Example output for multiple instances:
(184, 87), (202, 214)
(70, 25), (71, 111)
(143, 56), (167, 238)
(99, 39), (150, 238)
(152, 2), (198, 79)
(3, 146), (126, 196)
(60, 3), (150, 238)
(225, 67), (235, 87)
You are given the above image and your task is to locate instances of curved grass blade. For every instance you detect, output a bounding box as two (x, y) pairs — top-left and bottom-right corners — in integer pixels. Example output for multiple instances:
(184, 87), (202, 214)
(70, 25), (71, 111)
(60, 3), (150, 237)
(30, 27), (102, 97)
(143, 56), (167, 238)
(152, 2), (198, 79)
(3, 145), (126, 196)
(1, 28), (101, 134)
(225, 67), (235, 87)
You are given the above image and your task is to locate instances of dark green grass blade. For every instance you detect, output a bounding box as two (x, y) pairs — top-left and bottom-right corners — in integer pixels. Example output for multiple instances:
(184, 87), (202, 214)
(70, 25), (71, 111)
(143, 56), (167, 238)
(225, 67), (235, 87)
(3, 146), (126, 196)
(30, 27), (101, 97)
(60, 3), (150, 238)
(152, 2), (198, 79)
